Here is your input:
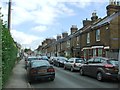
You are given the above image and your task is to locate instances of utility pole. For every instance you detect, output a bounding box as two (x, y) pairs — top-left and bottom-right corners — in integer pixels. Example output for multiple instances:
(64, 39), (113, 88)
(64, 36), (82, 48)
(118, 49), (120, 80)
(8, 0), (11, 31)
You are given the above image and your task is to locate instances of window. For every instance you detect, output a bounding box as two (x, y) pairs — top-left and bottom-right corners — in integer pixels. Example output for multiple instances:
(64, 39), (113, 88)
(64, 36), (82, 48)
(96, 29), (100, 41)
(98, 49), (102, 56)
(108, 59), (118, 66)
(94, 58), (101, 63)
(87, 58), (94, 63)
(67, 40), (70, 48)
(77, 36), (79, 45)
(75, 58), (84, 63)
(93, 49), (96, 56)
(87, 33), (90, 44)
(68, 59), (74, 63)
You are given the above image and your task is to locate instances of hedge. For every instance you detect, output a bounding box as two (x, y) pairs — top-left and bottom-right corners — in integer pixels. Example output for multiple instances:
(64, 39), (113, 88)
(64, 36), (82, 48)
(0, 18), (2, 90)
(2, 23), (18, 88)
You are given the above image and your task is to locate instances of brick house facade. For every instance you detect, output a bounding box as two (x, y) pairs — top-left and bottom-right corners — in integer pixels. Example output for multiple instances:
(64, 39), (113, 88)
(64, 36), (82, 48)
(39, 1), (120, 59)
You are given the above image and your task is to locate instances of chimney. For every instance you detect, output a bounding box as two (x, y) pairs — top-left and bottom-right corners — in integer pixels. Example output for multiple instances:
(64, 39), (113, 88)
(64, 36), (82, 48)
(62, 32), (68, 38)
(52, 39), (56, 42)
(57, 35), (61, 40)
(83, 18), (91, 27)
(46, 38), (51, 44)
(91, 10), (98, 22)
(70, 25), (78, 34)
(106, 0), (120, 16)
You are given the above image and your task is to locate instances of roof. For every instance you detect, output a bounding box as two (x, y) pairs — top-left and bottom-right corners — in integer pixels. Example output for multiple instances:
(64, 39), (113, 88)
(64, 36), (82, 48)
(92, 11), (120, 28)
(42, 12), (120, 49)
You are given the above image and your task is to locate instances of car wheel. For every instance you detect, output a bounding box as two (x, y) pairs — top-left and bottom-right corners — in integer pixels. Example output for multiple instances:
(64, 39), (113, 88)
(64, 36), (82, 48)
(25, 66), (27, 69)
(50, 78), (55, 81)
(64, 66), (66, 70)
(97, 72), (103, 81)
(53, 63), (55, 66)
(28, 77), (33, 84)
(57, 63), (60, 67)
(70, 67), (74, 72)
(80, 68), (84, 76)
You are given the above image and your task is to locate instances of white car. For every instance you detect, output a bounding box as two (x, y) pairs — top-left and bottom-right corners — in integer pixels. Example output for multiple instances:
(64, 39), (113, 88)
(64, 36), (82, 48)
(64, 58), (85, 72)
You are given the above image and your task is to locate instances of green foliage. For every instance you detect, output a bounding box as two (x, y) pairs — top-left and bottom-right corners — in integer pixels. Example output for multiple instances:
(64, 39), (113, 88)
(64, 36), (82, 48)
(24, 48), (31, 52)
(2, 23), (18, 87)
(65, 55), (71, 59)
(0, 17), (2, 90)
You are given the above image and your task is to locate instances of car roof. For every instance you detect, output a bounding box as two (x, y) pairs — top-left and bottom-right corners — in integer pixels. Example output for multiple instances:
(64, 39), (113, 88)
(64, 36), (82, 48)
(28, 56), (37, 58)
(31, 60), (50, 64)
(92, 56), (118, 61)
(70, 58), (84, 59)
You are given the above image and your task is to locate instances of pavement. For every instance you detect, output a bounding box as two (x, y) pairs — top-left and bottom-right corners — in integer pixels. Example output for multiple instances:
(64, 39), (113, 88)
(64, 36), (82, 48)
(3, 59), (32, 88)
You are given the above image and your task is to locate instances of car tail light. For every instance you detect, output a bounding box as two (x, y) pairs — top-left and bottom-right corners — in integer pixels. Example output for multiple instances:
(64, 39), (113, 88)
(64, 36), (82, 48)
(47, 68), (55, 72)
(74, 63), (76, 67)
(104, 64), (113, 68)
(30, 69), (37, 74)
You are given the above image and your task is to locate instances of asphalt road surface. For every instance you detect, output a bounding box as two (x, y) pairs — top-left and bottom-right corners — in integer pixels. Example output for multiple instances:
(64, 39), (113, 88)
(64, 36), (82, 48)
(30, 66), (119, 88)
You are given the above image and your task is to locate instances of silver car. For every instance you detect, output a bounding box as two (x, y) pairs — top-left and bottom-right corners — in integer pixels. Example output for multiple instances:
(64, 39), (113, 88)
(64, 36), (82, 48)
(64, 58), (85, 72)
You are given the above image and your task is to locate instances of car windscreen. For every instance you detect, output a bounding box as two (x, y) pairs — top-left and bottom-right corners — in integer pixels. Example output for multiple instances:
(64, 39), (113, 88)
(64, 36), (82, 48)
(32, 61), (50, 68)
(42, 56), (48, 60)
(28, 58), (38, 61)
(75, 58), (84, 63)
(107, 59), (118, 66)
(59, 57), (68, 61)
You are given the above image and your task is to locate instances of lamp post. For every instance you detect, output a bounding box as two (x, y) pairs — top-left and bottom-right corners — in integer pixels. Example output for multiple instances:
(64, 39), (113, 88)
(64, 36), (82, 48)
(8, 0), (11, 31)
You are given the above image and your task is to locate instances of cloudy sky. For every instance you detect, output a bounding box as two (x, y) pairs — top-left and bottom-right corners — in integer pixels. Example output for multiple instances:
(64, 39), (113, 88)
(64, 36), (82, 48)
(0, 0), (109, 50)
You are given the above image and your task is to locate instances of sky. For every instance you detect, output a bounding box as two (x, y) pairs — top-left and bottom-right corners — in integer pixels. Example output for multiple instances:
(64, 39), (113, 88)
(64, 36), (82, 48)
(0, 0), (109, 50)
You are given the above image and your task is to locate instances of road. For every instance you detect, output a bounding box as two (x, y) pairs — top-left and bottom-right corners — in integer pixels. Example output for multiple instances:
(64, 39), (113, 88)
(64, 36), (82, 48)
(30, 66), (119, 88)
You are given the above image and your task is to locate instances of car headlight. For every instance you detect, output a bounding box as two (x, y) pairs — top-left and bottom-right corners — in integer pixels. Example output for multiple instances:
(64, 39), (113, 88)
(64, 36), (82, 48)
(60, 61), (63, 63)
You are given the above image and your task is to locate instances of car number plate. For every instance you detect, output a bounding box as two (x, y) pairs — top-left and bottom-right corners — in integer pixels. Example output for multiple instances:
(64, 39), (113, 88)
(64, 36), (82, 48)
(115, 69), (118, 71)
(38, 69), (47, 73)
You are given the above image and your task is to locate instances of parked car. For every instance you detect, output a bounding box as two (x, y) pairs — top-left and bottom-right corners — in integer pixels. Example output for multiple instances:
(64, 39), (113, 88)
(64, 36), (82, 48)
(41, 56), (49, 61)
(36, 56), (42, 59)
(49, 56), (55, 64)
(64, 58), (85, 72)
(27, 60), (55, 83)
(79, 57), (119, 81)
(25, 56), (38, 69)
(54, 56), (68, 67)
(53, 57), (58, 66)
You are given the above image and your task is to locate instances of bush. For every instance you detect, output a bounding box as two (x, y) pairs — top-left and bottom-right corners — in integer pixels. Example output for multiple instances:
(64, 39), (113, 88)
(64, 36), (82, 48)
(0, 16), (2, 90)
(2, 24), (18, 87)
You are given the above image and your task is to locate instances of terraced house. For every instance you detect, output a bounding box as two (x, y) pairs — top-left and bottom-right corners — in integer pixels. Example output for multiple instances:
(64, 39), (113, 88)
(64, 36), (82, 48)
(39, 1), (120, 60)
